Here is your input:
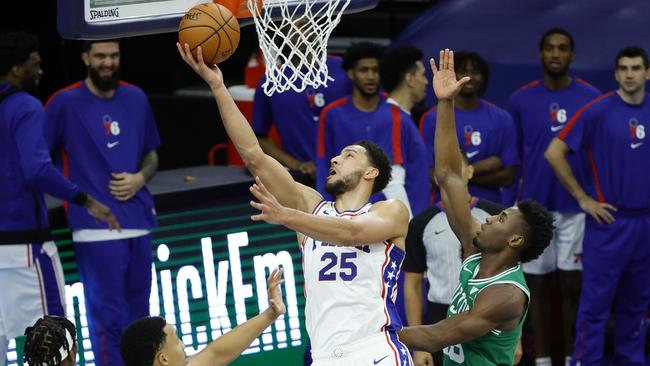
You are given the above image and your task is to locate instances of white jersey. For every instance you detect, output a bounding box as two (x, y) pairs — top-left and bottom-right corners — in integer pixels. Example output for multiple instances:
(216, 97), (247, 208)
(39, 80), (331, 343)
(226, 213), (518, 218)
(301, 201), (405, 352)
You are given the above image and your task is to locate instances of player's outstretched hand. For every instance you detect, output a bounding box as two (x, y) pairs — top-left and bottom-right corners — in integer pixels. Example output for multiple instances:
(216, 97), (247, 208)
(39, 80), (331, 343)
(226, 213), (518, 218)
(85, 195), (121, 231)
(250, 176), (289, 225)
(578, 195), (617, 225)
(267, 268), (286, 316)
(176, 42), (224, 90)
(430, 49), (471, 101)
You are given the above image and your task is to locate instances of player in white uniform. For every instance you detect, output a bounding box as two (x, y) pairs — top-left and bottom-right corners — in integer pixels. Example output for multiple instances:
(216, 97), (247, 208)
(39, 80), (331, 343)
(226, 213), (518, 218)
(178, 44), (413, 366)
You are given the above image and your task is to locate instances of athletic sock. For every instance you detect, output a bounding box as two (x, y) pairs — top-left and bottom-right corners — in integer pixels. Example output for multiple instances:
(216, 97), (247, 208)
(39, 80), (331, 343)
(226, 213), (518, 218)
(535, 357), (552, 366)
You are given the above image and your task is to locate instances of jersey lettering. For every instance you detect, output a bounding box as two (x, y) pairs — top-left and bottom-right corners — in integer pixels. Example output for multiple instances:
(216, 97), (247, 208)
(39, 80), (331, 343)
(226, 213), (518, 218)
(443, 345), (465, 362)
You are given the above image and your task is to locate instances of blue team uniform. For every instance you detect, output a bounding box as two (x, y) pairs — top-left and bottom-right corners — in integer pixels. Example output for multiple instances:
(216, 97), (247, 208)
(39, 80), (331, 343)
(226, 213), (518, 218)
(507, 78), (601, 211)
(252, 55), (352, 162)
(419, 100), (519, 205)
(44, 80), (161, 366)
(0, 83), (78, 333)
(316, 96), (431, 216)
(559, 91), (650, 365)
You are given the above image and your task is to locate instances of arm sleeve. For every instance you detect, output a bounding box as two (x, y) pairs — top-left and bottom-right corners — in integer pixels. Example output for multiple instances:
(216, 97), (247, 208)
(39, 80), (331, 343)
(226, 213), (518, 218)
(251, 79), (273, 135)
(17, 99), (80, 201)
(498, 111), (520, 168)
(403, 209), (436, 273)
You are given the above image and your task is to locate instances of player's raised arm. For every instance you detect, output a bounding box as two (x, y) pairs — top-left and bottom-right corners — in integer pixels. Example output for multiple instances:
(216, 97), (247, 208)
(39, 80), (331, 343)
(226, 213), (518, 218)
(249, 177), (409, 248)
(177, 44), (319, 212)
(431, 49), (480, 252)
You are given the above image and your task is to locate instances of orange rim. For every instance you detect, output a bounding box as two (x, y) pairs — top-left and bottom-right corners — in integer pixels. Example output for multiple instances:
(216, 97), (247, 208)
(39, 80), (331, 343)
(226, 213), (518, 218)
(213, 0), (262, 18)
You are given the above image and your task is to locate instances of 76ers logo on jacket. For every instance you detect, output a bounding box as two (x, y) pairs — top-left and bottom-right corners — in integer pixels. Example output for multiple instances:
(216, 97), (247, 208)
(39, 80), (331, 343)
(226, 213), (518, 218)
(549, 103), (567, 132)
(628, 118), (645, 150)
(103, 114), (120, 136)
(463, 125), (481, 146)
(306, 90), (325, 109)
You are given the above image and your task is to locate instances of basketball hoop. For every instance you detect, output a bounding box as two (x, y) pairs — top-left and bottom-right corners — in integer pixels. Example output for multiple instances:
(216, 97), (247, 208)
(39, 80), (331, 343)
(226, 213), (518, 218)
(248, 0), (352, 95)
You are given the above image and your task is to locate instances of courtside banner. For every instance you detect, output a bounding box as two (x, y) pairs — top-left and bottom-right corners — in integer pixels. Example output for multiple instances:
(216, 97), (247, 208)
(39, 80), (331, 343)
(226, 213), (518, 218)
(8, 195), (306, 366)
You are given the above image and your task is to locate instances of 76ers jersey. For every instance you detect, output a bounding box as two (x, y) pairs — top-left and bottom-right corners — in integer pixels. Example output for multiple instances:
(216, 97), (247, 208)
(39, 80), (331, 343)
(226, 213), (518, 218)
(302, 201), (406, 352)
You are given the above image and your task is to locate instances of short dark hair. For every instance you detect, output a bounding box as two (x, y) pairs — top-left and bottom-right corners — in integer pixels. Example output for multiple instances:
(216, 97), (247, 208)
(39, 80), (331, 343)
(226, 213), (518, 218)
(0, 31), (39, 76)
(120, 316), (167, 366)
(342, 42), (384, 71)
(82, 39), (121, 53)
(380, 45), (424, 93)
(24, 316), (76, 366)
(615, 46), (649, 69)
(539, 27), (574, 51)
(454, 51), (489, 95)
(516, 199), (554, 263)
(354, 140), (391, 194)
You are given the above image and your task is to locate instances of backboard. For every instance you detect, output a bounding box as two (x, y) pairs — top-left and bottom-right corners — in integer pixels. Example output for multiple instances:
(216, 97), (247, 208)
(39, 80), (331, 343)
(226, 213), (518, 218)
(57, 0), (377, 39)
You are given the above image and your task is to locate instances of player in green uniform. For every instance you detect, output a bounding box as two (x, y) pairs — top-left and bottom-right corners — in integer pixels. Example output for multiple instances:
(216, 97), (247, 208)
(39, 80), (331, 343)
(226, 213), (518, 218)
(398, 49), (555, 365)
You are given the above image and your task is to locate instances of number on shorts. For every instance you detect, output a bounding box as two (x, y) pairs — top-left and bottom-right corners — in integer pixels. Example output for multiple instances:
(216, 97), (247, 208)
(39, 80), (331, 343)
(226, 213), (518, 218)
(443, 344), (465, 362)
(318, 252), (358, 281)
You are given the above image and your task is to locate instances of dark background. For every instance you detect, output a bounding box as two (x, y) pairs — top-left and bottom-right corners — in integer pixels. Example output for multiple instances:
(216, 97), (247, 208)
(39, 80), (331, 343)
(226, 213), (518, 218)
(2, 0), (434, 102)
(2, 0), (435, 170)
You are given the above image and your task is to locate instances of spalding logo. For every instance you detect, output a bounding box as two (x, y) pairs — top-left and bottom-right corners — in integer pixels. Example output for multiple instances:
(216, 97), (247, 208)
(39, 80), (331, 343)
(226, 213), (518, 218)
(184, 12), (200, 21)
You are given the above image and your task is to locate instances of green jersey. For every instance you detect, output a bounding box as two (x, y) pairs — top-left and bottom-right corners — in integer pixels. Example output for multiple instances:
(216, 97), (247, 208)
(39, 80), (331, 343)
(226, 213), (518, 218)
(443, 253), (529, 366)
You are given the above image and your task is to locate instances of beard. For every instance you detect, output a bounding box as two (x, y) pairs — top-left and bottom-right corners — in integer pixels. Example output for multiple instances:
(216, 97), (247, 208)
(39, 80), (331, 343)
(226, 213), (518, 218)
(88, 65), (120, 92)
(324, 170), (363, 196)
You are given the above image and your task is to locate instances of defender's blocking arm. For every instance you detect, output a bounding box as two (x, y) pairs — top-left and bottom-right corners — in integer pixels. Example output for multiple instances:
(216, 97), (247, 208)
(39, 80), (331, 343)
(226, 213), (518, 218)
(398, 284), (526, 354)
(430, 50), (479, 254)
(190, 269), (286, 366)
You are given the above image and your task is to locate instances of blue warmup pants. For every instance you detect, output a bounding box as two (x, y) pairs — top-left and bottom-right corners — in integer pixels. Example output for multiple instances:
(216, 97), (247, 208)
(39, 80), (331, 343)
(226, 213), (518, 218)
(74, 235), (152, 366)
(572, 214), (650, 366)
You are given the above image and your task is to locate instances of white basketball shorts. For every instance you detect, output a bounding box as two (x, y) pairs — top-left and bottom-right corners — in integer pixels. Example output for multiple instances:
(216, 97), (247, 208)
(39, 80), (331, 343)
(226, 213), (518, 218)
(311, 332), (413, 366)
(523, 212), (585, 275)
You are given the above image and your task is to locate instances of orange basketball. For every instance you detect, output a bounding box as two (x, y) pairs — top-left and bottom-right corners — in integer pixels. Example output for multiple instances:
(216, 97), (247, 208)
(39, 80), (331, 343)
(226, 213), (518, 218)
(178, 3), (240, 64)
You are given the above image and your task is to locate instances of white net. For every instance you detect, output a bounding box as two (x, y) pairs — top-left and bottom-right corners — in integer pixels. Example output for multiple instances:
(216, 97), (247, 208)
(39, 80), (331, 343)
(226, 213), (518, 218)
(248, 0), (352, 95)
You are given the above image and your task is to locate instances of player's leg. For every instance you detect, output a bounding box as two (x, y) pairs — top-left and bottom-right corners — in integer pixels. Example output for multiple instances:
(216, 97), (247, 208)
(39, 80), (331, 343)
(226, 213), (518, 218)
(33, 242), (66, 316)
(571, 217), (628, 365)
(555, 212), (585, 364)
(611, 216), (650, 365)
(123, 234), (153, 327)
(522, 220), (557, 366)
(0, 244), (65, 366)
(75, 239), (129, 366)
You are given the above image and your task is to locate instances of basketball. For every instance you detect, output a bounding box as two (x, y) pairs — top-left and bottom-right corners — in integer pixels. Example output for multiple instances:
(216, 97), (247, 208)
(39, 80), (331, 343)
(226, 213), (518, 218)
(178, 3), (240, 64)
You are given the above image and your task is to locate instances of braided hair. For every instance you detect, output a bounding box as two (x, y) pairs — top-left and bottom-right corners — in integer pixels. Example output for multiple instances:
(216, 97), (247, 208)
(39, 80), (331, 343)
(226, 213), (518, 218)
(24, 316), (76, 366)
